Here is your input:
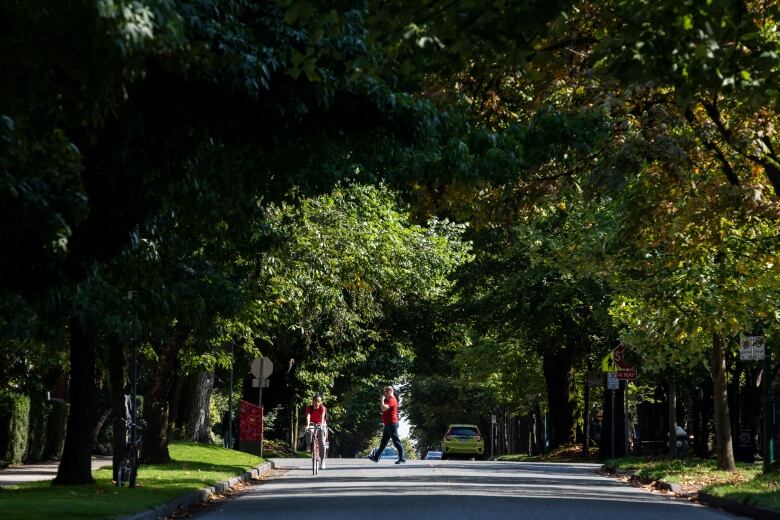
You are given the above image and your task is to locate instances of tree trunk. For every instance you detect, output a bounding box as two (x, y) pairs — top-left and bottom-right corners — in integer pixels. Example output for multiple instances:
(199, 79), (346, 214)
(712, 331), (737, 471)
(53, 318), (99, 485)
(184, 372), (215, 443)
(93, 406), (112, 445)
(542, 349), (576, 449)
(668, 379), (677, 458)
(167, 366), (187, 440)
(108, 336), (126, 482)
(692, 383), (714, 457)
(142, 326), (186, 463)
(290, 401), (296, 449)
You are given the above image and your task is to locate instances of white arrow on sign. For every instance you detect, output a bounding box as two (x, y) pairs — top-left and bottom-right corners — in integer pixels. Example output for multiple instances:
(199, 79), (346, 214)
(251, 357), (273, 379)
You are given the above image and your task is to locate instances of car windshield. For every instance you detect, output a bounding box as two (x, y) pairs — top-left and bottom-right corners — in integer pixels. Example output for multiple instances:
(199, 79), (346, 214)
(449, 427), (479, 437)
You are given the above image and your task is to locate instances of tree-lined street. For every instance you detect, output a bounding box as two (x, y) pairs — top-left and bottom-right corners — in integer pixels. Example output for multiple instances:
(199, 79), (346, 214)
(1, 1), (779, 518)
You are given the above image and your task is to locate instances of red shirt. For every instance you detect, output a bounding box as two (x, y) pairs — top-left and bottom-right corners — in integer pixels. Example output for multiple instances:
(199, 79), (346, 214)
(306, 404), (326, 424)
(382, 396), (398, 425)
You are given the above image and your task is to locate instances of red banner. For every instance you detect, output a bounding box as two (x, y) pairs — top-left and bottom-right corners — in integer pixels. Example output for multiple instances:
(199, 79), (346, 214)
(239, 401), (263, 441)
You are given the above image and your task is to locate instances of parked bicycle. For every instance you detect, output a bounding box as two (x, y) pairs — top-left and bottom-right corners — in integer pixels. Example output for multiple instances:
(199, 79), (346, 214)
(117, 395), (143, 487)
(306, 423), (327, 475)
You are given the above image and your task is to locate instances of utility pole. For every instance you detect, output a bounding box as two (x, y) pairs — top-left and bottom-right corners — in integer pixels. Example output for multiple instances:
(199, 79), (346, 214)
(258, 358), (264, 458)
(583, 363), (591, 458)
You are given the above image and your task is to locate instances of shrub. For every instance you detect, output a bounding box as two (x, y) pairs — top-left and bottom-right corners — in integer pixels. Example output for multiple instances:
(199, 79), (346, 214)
(0, 391), (30, 465)
(43, 400), (68, 460)
(25, 392), (49, 462)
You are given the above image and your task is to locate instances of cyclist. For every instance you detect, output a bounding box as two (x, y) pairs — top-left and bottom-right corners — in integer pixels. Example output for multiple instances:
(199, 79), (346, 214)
(305, 394), (327, 469)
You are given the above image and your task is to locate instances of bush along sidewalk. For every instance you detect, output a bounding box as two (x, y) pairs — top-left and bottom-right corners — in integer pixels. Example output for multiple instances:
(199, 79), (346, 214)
(0, 392), (31, 466)
(0, 442), (269, 520)
(602, 457), (779, 517)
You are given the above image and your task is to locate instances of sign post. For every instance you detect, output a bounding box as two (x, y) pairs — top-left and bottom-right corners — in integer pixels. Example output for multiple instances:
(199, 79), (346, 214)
(740, 336), (774, 468)
(763, 345), (774, 469)
(250, 357), (273, 457)
(602, 344), (636, 459)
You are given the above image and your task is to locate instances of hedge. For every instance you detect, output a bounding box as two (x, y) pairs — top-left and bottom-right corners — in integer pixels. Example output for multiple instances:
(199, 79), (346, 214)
(42, 400), (68, 460)
(0, 392), (30, 465)
(25, 392), (49, 463)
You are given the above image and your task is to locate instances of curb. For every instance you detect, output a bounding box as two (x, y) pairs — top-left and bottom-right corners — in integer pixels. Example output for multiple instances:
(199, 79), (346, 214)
(698, 491), (779, 520)
(654, 479), (681, 493)
(117, 460), (275, 520)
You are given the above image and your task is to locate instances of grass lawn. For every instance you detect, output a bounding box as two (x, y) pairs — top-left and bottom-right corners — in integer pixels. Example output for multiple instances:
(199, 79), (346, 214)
(0, 443), (264, 520)
(604, 456), (779, 513)
(496, 444), (599, 463)
(261, 438), (310, 459)
(702, 471), (780, 512)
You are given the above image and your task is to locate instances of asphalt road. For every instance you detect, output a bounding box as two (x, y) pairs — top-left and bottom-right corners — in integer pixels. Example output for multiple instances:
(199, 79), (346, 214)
(195, 458), (744, 520)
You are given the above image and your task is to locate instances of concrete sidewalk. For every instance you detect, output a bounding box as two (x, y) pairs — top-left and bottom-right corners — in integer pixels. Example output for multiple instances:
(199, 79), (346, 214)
(0, 456), (112, 486)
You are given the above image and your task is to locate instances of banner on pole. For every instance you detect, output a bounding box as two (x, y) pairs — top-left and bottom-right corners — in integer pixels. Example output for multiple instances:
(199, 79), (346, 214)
(239, 400), (263, 441)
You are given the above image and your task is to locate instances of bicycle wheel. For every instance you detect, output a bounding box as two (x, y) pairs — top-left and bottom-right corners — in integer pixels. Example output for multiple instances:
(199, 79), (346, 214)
(128, 445), (138, 488)
(117, 455), (131, 487)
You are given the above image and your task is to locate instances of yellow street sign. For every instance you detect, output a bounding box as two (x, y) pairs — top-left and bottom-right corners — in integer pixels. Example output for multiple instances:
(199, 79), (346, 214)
(601, 351), (619, 372)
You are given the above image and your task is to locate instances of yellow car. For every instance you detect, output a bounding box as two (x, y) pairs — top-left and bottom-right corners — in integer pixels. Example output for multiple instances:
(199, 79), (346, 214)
(441, 424), (484, 460)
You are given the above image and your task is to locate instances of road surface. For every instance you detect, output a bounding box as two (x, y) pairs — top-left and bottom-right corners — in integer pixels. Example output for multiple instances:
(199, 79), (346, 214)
(195, 458), (743, 520)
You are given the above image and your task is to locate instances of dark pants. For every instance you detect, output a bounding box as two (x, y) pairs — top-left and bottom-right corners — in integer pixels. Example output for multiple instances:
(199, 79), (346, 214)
(376, 422), (404, 460)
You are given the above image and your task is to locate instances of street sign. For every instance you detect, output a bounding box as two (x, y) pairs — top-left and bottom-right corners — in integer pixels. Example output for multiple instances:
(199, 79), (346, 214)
(601, 352), (619, 372)
(606, 372), (619, 389)
(613, 344), (625, 367)
(604, 344), (637, 378)
(251, 378), (270, 388)
(613, 344), (634, 369)
(740, 336), (766, 361)
(250, 357), (274, 378)
(491, 414), (496, 424)
(587, 369), (602, 387)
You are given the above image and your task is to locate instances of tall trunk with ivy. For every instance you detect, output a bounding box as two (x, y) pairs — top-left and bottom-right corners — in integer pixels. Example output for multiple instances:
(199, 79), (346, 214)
(712, 331), (736, 471)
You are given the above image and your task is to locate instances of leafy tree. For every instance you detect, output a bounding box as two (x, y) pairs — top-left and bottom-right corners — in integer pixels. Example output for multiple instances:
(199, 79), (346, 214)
(255, 183), (471, 450)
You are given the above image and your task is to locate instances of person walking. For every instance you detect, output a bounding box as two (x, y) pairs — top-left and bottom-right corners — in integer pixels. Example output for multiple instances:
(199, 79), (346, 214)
(369, 385), (405, 464)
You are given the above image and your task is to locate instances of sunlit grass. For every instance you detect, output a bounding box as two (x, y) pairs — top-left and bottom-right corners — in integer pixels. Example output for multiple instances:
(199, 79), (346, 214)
(604, 456), (762, 483)
(703, 471), (780, 512)
(497, 444), (599, 463)
(0, 443), (264, 520)
(604, 456), (778, 512)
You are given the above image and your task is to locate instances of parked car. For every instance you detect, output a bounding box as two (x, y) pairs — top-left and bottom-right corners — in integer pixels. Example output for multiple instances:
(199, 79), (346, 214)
(441, 424), (484, 460)
(366, 447), (399, 460)
(424, 450), (442, 460)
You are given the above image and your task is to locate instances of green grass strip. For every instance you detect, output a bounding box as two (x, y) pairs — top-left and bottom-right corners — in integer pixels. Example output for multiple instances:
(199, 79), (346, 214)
(703, 471), (780, 513)
(0, 442), (264, 520)
(603, 456), (779, 513)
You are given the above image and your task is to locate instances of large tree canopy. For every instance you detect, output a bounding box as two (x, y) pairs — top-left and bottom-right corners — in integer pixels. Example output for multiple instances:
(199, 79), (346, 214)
(1, 0), (779, 479)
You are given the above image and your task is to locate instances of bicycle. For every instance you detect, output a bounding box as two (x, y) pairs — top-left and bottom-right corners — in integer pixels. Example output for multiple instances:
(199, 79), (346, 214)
(117, 396), (144, 488)
(306, 423), (326, 475)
